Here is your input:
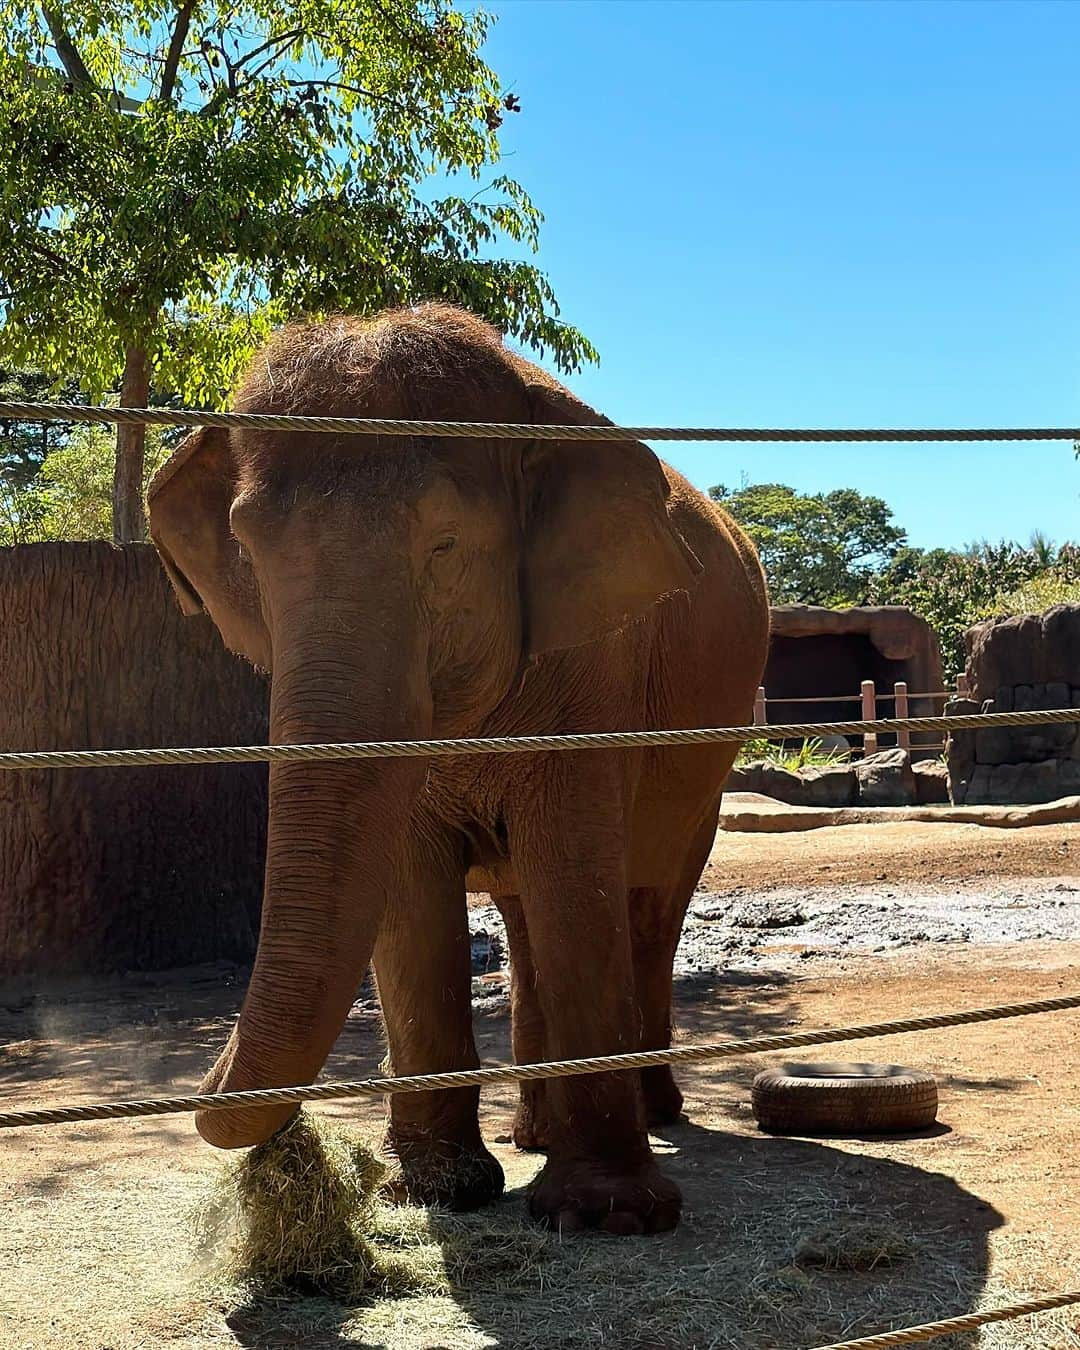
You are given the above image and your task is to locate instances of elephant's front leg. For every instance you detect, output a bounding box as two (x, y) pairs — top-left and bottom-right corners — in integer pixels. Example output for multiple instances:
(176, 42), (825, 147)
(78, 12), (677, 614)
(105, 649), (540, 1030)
(374, 829), (504, 1212)
(508, 759), (682, 1235)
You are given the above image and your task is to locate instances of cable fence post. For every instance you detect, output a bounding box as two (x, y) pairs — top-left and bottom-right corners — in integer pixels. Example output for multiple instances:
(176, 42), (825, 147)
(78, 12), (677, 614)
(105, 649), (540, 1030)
(754, 686), (767, 727)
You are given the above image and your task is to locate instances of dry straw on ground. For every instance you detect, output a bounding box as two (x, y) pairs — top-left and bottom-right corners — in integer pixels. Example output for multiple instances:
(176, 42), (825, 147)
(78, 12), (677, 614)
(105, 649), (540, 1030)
(195, 1112), (386, 1300)
(194, 1111), (549, 1307)
(6, 1105), (1077, 1348)
(185, 1113), (1080, 1349)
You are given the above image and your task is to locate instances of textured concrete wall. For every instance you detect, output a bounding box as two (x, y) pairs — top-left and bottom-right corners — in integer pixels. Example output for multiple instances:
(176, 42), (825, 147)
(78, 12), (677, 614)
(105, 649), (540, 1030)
(0, 542), (268, 975)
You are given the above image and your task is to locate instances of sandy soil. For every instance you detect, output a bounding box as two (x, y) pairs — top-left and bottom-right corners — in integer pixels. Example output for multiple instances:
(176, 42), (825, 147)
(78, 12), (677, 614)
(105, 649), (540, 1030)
(2, 818), (1079, 1349)
(706, 817), (1078, 891)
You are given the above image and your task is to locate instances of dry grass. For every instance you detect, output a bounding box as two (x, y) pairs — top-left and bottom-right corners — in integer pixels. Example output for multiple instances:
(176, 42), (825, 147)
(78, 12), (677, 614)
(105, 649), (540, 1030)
(6, 950), (1080, 1349)
(183, 1127), (1077, 1350)
(794, 1222), (916, 1272)
(195, 1112), (386, 1301)
(5, 1118), (1078, 1349)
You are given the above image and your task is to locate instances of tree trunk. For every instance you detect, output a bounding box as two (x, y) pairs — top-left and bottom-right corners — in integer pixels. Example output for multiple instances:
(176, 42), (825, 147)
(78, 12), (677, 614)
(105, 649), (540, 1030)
(113, 344), (149, 543)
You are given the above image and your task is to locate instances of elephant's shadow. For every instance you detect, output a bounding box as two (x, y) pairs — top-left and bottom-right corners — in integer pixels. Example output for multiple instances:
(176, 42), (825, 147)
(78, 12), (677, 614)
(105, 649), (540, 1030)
(222, 1114), (1002, 1350)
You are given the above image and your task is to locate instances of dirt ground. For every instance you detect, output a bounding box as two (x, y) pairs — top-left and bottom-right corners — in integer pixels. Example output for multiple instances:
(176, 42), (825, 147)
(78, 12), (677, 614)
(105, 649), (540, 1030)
(2, 818), (1080, 1349)
(705, 816), (1077, 891)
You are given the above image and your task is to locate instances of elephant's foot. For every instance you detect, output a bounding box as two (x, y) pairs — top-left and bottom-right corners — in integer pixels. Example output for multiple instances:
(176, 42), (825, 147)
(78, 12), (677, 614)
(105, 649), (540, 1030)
(527, 1155), (681, 1235)
(641, 1066), (685, 1128)
(383, 1131), (505, 1212)
(512, 1083), (552, 1152)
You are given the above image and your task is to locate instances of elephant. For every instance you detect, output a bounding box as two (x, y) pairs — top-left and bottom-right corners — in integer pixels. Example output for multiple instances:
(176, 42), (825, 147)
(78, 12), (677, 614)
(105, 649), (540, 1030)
(147, 303), (769, 1236)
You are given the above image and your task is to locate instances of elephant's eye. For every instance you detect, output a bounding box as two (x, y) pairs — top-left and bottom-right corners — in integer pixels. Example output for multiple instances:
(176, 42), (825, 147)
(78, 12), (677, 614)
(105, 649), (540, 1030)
(431, 537), (456, 556)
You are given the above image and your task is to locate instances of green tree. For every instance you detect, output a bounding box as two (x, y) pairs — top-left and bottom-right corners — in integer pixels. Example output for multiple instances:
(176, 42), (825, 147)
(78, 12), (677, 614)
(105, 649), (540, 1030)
(709, 481), (907, 605)
(0, 1), (595, 542)
(872, 539), (1080, 676)
(0, 421), (173, 544)
(0, 368), (82, 489)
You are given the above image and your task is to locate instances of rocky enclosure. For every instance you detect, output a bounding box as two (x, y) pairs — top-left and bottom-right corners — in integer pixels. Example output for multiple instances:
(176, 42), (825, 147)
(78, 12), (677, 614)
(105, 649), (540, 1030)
(728, 749), (949, 808)
(949, 604), (1080, 804)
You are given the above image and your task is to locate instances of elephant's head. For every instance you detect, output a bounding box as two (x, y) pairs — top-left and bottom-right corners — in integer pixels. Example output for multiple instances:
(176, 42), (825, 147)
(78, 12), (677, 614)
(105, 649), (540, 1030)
(148, 304), (701, 1148)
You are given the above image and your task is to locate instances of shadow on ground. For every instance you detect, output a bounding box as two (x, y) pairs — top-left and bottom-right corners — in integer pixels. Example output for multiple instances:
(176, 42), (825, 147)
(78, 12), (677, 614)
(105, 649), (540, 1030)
(218, 1120), (1000, 1350)
(2, 963), (1008, 1348)
(209, 975), (1001, 1350)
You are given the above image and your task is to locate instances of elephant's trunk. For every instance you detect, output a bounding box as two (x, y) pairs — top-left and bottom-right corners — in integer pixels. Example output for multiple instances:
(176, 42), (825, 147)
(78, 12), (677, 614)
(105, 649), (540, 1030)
(197, 591), (430, 1148)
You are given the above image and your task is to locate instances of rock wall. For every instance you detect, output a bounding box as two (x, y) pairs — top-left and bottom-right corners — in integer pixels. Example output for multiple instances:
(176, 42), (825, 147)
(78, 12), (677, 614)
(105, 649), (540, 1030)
(0, 542), (268, 976)
(947, 604), (1080, 805)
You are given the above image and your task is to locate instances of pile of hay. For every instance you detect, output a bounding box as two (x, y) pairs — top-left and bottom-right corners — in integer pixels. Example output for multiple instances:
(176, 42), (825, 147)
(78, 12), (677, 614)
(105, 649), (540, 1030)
(794, 1221), (916, 1272)
(197, 1111), (387, 1301)
(196, 1110), (538, 1307)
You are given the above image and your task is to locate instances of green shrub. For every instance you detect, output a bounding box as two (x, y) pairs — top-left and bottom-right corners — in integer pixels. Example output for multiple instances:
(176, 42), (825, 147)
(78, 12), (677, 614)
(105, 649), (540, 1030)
(735, 737), (846, 771)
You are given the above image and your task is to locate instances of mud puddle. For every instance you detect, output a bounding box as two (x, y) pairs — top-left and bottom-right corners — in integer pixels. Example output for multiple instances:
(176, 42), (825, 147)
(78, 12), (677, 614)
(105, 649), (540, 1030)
(463, 875), (1080, 1005)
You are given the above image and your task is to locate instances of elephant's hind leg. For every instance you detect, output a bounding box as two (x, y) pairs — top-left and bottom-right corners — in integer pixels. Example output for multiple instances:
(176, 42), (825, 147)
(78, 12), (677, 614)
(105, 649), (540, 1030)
(375, 827), (504, 1212)
(631, 882), (686, 1128)
(508, 757), (681, 1235)
(492, 894), (551, 1151)
(632, 813), (719, 1127)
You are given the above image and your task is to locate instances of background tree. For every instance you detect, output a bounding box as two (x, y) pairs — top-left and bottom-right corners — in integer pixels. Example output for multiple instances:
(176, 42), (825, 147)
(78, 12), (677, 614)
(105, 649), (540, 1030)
(0, 0), (595, 541)
(709, 481), (907, 606)
(0, 368), (81, 490)
(0, 422), (175, 545)
(872, 539), (1080, 676)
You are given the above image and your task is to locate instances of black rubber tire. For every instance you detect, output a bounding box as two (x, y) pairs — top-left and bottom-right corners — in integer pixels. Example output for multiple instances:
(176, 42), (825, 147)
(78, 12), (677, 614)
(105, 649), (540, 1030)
(751, 1061), (939, 1137)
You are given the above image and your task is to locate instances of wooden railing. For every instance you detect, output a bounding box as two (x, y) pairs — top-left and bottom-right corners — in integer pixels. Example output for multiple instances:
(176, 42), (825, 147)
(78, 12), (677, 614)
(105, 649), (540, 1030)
(752, 677), (971, 756)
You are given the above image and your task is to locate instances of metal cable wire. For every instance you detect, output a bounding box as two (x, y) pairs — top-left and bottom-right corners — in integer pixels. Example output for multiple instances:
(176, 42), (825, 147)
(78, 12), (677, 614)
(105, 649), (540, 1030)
(0, 707), (1075, 772)
(2, 992), (1077, 1130)
(2, 401), (1080, 441)
(811, 1290), (1080, 1348)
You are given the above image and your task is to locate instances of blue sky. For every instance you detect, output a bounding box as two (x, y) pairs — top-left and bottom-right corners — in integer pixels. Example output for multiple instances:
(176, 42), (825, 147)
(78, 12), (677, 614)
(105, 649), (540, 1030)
(482, 0), (1079, 550)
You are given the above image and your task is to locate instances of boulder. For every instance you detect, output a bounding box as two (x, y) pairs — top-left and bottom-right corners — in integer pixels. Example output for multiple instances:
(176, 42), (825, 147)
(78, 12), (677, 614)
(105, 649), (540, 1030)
(968, 605), (1080, 692)
(912, 759), (950, 805)
(754, 764), (813, 806)
(800, 764), (858, 807)
(855, 748), (916, 807)
(963, 760), (1066, 805)
(725, 762), (841, 807)
(944, 697), (981, 804)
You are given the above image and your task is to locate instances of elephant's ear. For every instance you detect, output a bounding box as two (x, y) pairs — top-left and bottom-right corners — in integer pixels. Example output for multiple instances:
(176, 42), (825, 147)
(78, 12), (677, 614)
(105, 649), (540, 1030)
(147, 427), (271, 669)
(520, 378), (702, 657)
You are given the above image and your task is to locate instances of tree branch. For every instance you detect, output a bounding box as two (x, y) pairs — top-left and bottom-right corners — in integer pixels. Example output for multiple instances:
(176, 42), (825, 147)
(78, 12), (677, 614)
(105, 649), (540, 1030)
(195, 43), (233, 102)
(41, 6), (95, 87)
(214, 41), (238, 96)
(25, 237), (74, 276)
(159, 0), (196, 103)
(284, 77), (411, 115)
(232, 28), (307, 70)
